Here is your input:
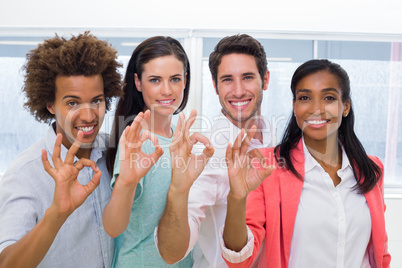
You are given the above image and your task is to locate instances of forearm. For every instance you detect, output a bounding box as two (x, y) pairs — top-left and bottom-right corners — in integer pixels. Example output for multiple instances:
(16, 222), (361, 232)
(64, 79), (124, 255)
(223, 193), (248, 252)
(157, 188), (191, 264)
(0, 206), (67, 268)
(102, 176), (137, 238)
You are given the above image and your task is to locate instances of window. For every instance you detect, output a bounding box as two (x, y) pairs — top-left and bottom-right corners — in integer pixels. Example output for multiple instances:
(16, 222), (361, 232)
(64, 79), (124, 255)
(0, 30), (401, 189)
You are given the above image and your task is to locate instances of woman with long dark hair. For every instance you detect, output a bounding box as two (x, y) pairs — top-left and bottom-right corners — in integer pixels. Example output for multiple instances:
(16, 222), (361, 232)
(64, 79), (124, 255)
(220, 59), (390, 267)
(102, 36), (213, 267)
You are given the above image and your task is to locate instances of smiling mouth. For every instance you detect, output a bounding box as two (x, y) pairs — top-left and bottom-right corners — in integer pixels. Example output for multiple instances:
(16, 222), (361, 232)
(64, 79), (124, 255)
(229, 99), (251, 108)
(75, 125), (96, 134)
(306, 119), (329, 125)
(157, 99), (175, 106)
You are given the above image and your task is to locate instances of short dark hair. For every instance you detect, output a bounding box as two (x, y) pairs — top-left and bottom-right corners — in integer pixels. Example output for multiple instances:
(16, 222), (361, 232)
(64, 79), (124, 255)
(23, 31), (123, 123)
(208, 34), (268, 91)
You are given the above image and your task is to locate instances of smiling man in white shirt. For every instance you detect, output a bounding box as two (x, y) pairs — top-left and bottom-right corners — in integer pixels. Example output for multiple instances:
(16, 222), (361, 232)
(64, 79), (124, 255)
(156, 34), (276, 267)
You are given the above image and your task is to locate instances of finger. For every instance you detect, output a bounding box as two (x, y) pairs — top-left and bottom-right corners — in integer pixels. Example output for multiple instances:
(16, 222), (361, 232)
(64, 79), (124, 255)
(127, 112), (144, 142)
(148, 145), (164, 166)
(170, 113), (185, 151)
(65, 131), (83, 164)
(232, 129), (245, 158)
(74, 158), (98, 171)
(188, 132), (209, 148)
(188, 132), (214, 159)
(225, 142), (233, 167)
(240, 125), (257, 156)
(42, 149), (57, 178)
(139, 129), (159, 147)
(184, 109), (197, 140)
(83, 170), (101, 196)
(51, 133), (63, 168)
(248, 148), (266, 169)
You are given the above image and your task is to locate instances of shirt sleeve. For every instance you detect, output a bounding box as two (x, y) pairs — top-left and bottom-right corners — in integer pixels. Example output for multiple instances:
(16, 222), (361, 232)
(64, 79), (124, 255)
(219, 226), (254, 263)
(0, 165), (44, 254)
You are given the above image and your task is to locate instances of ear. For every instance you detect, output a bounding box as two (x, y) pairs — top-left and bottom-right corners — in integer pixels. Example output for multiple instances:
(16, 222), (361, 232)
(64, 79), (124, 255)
(262, 70), (270, 91)
(292, 100), (296, 116)
(134, 73), (142, 92)
(212, 79), (219, 95)
(184, 72), (188, 89)
(343, 100), (351, 117)
(47, 103), (55, 115)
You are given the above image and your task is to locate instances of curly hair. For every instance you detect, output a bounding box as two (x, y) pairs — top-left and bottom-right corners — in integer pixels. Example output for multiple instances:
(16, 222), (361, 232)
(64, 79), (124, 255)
(23, 31), (123, 123)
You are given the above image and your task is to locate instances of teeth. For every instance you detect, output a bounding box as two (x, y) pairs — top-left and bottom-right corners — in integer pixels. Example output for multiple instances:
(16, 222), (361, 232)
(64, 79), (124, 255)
(77, 126), (94, 132)
(159, 100), (174, 104)
(230, 100), (250, 107)
(307, 120), (328, 125)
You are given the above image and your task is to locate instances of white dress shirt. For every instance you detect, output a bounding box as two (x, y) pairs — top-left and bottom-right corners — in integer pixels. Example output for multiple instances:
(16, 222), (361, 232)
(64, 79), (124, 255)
(155, 112), (276, 268)
(220, 137), (372, 268)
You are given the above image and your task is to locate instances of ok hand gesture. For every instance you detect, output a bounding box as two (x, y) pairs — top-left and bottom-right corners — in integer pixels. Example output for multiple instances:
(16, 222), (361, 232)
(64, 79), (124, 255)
(225, 127), (276, 200)
(42, 131), (101, 218)
(169, 109), (215, 194)
(118, 110), (164, 186)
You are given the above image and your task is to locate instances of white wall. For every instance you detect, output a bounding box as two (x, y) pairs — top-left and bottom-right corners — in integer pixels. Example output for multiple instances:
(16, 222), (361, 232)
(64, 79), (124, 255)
(1, 0), (402, 35)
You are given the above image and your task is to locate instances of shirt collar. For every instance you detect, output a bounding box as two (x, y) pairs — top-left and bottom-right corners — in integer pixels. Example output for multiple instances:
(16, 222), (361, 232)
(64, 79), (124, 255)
(302, 136), (352, 174)
(44, 122), (108, 163)
(213, 111), (273, 147)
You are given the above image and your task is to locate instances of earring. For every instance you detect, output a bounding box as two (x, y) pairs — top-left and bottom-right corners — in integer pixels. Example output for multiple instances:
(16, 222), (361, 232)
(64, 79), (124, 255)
(344, 113), (348, 117)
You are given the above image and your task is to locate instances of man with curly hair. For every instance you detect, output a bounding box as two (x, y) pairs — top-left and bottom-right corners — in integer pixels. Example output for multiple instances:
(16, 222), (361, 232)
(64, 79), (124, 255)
(0, 32), (123, 268)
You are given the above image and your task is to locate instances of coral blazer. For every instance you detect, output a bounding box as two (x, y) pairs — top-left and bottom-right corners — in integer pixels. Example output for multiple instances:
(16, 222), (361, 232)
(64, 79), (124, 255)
(225, 139), (391, 268)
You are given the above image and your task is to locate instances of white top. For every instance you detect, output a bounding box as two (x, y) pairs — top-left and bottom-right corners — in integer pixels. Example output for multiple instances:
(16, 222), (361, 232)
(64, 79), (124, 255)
(220, 137), (372, 268)
(155, 112), (276, 267)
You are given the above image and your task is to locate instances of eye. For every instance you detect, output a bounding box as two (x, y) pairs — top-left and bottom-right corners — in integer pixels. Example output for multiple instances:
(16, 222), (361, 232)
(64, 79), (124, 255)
(171, 77), (181, 82)
(67, 101), (77, 107)
(324, 95), (337, 101)
(92, 99), (102, 105)
(222, 78), (232, 82)
(150, 78), (159, 83)
(298, 96), (309, 101)
(244, 75), (253, 80)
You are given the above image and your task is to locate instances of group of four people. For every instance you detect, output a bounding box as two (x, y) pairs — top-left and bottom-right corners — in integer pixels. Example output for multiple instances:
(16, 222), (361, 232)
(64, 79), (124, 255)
(0, 32), (390, 267)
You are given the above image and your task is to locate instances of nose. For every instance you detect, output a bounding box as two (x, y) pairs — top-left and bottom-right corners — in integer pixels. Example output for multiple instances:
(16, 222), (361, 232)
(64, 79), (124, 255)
(232, 79), (245, 98)
(310, 99), (325, 115)
(79, 104), (96, 123)
(161, 81), (173, 96)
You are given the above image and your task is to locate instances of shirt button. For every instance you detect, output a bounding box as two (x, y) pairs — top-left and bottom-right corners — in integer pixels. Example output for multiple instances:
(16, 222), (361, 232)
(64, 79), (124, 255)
(339, 242), (345, 247)
(339, 216), (345, 221)
(332, 192), (338, 198)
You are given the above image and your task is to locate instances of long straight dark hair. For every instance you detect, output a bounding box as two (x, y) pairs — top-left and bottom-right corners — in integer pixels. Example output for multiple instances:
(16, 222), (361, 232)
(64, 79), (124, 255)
(275, 59), (381, 193)
(106, 36), (191, 174)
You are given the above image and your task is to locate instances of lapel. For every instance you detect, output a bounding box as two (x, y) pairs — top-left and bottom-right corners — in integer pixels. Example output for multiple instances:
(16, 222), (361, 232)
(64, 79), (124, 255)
(364, 182), (385, 267)
(279, 139), (305, 264)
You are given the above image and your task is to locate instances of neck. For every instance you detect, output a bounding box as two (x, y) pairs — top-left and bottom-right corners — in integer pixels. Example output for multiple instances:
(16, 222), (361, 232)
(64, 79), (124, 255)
(304, 134), (341, 167)
(225, 109), (264, 143)
(144, 111), (173, 138)
(76, 148), (92, 159)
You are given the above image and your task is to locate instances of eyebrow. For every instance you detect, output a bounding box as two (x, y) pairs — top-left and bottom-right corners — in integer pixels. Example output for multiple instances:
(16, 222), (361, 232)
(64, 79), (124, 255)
(296, 88), (339, 94)
(147, 74), (182, 79)
(62, 94), (104, 100)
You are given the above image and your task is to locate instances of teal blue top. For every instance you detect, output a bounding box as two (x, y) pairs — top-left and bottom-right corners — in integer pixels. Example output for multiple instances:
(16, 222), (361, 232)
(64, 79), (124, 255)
(111, 126), (192, 267)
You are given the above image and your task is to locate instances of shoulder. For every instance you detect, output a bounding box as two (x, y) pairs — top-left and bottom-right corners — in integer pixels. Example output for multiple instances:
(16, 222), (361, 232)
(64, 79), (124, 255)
(4, 138), (46, 175)
(368, 155), (384, 169)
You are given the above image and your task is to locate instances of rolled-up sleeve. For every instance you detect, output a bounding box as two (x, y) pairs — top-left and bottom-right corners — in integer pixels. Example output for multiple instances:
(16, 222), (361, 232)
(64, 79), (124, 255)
(219, 226), (254, 263)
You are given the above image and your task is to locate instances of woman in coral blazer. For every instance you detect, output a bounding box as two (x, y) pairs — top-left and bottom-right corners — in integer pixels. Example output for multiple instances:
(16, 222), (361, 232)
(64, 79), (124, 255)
(221, 59), (391, 267)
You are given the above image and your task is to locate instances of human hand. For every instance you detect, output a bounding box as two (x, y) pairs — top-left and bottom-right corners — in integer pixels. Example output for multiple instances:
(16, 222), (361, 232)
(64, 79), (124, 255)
(117, 110), (164, 186)
(42, 131), (101, 217)
(225, 127), (276, 200)
(169, 109), (214, 194)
